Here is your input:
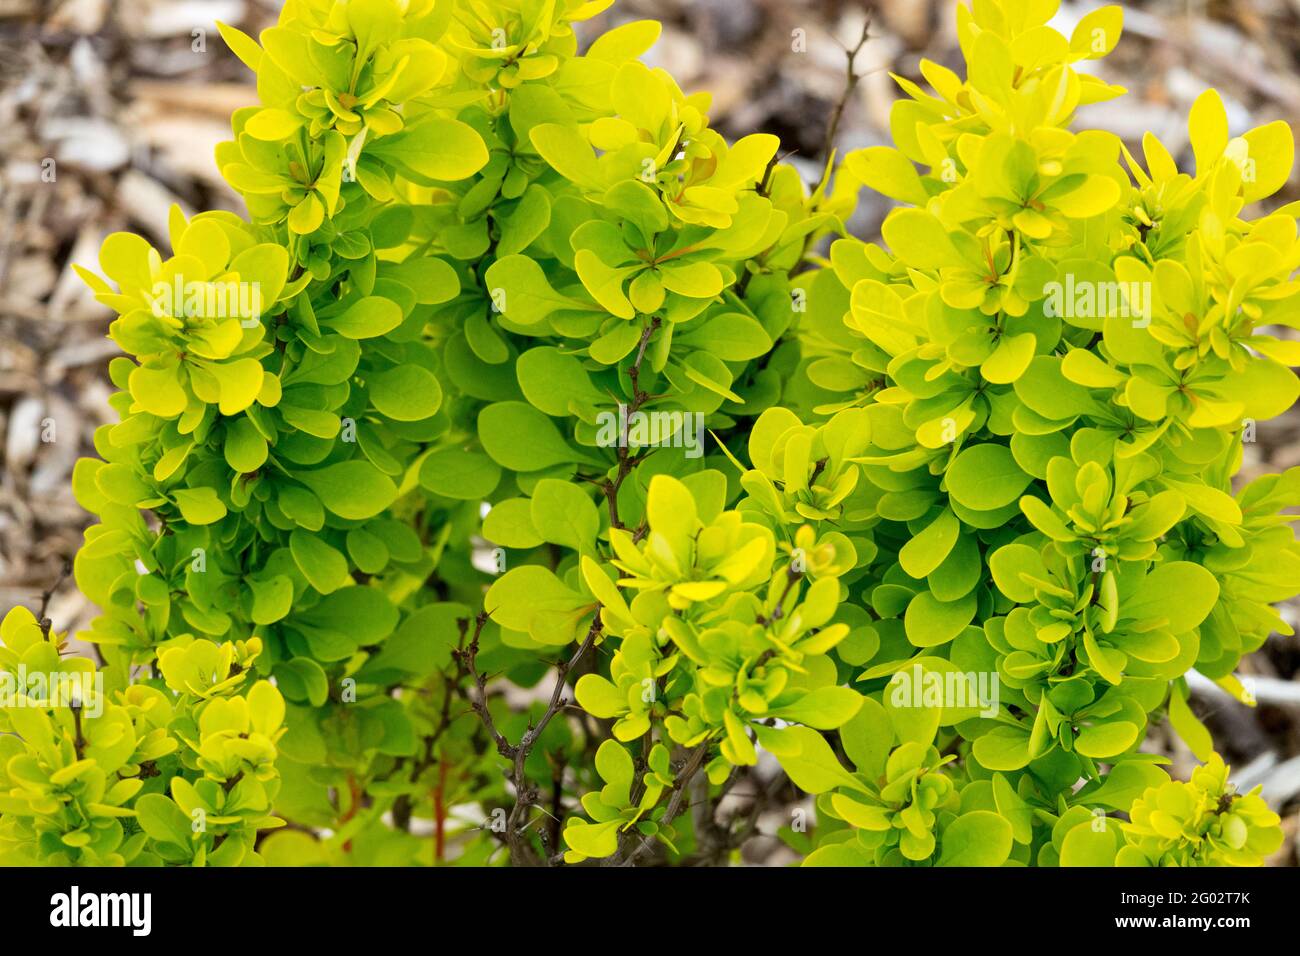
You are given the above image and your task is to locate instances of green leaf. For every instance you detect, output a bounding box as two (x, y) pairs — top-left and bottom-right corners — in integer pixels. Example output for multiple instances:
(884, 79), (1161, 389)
(530, 123), (601, 188)
(946, 444), (1032, 511)
(972, 727), (1032, 772)
(883, 669), (943, 746)
(207, 358), (265, 415)
(899, 508), (960, 579)
(368, 117), (488, 181)
(516, 346), (608, 416)
(485, 255), (588, 326)
(1083, 631), (1127, 685)
(845, 146), (928, 205)
(1124, 562), (1220, 633)
(482, 498), (543, 548)
(937, 811), (1013, 866)
(250, 575), (293, 625)
(988, 543), (1047, 603)
(1188, 89), (1229, 176)
(290, 530), (351, 594)
(298, 461), (397, 520)
(645, 474), (698, 558)
(1059, 820), (1119, 867)
(676, 312), (773, 362)
(881, 209), (959, 269)
(224, 417), (269, 473)
(216, 21), (263, 73)
(589, 322), (643, 365)
(1074, 720), (1138, 758)
(574, 250), (635, 319)
(904, 589), (977, 648)
(659, 260), (723, 298)
(768, 687), (864, 730)
(595, 739), (635, 795)
(981, 332), (1036, 384)
(1241, 121), (1295, 203)
(273, 656), (329, 707)
(368, 365), (442, 421)
(1070, 5), (1123, 58)
(173, 487), (227, 525)
(295, 586), (399, 645)
(1168, 683), (1214, 761)
(992, 773), (1034, 844)
(478, 402), (600, 471)
(325, 297), (404, 339)
(839, 697), (893, 779)
(485, 565), (592, 646)
(753, 724), (866, 795)
(563, 819), (621, 860)
(259, 831), (326, 867)
(575, 674), (627, 719)
(134, 794), (193, 849)
(803, 842), (873, 866)
(130, 365), (187, 418)
(419, 449), (501, 501)
(358, 603), (464, 682)
(530, 479), (600, 553)
(1083, 760), (1169, 811)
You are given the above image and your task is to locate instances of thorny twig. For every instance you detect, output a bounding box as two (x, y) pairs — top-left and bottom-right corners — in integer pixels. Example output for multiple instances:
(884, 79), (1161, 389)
(36, 559), (71, 642)
(757, 564), (804, 628)
(793, 14), (878, 280)
(614, 741), (712, 867)
(735, 17), (877, 298)
(391, 627), (471, 835)
(604, 315), (662, 530)
(821, 13), (874, 171)
(458, 609), (603, 866)
(734, 148), (798, 299)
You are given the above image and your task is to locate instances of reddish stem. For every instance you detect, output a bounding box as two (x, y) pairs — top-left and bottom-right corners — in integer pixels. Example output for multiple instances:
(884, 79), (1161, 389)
(341, 773), (361, 853)
(433, 759), (449, 864)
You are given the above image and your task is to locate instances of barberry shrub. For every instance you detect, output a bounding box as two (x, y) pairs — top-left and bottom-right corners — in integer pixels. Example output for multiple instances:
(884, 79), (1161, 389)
(793, 0), (1296, 865)
(0, 0), (1292, 868)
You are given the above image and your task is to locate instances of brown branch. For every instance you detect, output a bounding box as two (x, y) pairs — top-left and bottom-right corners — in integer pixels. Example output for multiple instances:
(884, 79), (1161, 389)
(604, 316), (662, 531)
(458, 612), (513, 759)
(785, 14), (877, 281)
(548, 758), (567, 851)
(36, 558), (71, 642)
(458, 610), (603, 866)
(734, 149), (798, 299)
(615, 741), (711, 867)
(392, 628), (470, 833)
(757, 564), (804, 627)
(821, 14), (873, 168)
(689, 769), (728, 864)
(725, 767), (790, 852)
(70, 699), (85, 759)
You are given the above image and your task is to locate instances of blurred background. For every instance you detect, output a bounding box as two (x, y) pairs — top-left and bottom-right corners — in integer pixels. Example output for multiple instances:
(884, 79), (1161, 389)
(0, 0), (1297, 863)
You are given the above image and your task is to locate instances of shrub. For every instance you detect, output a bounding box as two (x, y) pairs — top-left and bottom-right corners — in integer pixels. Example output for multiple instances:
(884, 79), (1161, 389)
(0, 0), (1292, 868)
(793, 0), (1297, 866)
(0, 605), (283, 864)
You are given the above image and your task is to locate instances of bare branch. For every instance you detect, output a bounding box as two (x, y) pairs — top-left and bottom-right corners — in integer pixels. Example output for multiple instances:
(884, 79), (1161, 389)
(459, 610), (603, 866)
(605, 315), (662, 530)
(616, 742), (711, 867)
(821, 14), (874, 168)
(458, 611), (513, 759)
(35, 558), (71, 642)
